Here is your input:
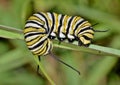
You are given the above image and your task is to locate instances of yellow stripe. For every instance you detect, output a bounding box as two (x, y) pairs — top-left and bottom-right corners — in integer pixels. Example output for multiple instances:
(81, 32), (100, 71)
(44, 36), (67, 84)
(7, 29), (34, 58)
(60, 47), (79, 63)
(54, 13), (59, 33)
(28, 16), (45, 25)
(24, 28), (37, 33)
(75, 21), (92, 35)
(72, 16), (81, 30)
(70, 16), (80, 35)
(62, 15), (69, 33)
(38, 39), (52, 56)
(38, 44), (47, 55)
(37, 28), (46, 33)
(82, 33), (94, 39)
(80, 37), (91, 44)
(24, 27), (46, 34)
(43, 13), (52, 28)
(84, 30), (94, 34)
(45, 39), (53, 52)
(26, 34), (46, 46)
(34, 40), (48, 55)
(80, 21), (91, 28)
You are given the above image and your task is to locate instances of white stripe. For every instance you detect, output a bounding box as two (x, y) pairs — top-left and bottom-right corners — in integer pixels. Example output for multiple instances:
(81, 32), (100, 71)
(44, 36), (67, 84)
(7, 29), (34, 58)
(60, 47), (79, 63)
(77, 21), (88, 29)
(67, 34), (74, 39)
(60, 15), (67, 34)
(27, 35), (48, 48)
(34, 13), (45, 22)
(67, 17), (76, 39)
(68, 17), (76, 34)
(25, 35), (39, 41)
(47, 12), (52, 29)
(59, 33), (65, 38)
(52, 13), (57, 33)
(58, 14), (62, 28)
(47, 13), (52, 21)
(28, 20), (43, 25)
(49, 13), (57, 36)
(34, 13), (48, 29)
(66, 17), (71, 29)
(72, 18), (84, 31)
(25, 32), (40, 37)
(58, 14), (66, 38)
(44, 40), (52, 55)
(79, 26), (91, 34)
(74, 20), (87, 36)
(30, 44), (43, 52)
(25, 23), (41, 28)
(50, 32), (56, 36)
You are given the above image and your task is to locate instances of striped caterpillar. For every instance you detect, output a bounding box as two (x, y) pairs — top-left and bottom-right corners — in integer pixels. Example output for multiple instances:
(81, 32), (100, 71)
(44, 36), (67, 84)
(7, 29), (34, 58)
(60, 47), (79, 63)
(24, 12), (107, 75)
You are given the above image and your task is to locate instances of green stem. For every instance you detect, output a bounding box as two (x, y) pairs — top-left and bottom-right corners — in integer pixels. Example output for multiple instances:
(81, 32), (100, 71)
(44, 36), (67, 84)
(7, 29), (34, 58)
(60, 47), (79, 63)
(0, 24), (120, 57)
(34, 55), (56, 85)
(0, 25), (23, 34)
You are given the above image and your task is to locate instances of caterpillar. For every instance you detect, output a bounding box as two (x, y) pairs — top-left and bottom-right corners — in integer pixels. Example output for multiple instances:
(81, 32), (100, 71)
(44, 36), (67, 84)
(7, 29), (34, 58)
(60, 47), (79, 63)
(24, 12), (107, 75)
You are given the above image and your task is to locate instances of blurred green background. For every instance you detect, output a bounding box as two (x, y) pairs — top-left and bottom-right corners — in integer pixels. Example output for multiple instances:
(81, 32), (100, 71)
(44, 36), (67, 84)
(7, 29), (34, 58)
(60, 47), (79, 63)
(0, 0), (120, 85)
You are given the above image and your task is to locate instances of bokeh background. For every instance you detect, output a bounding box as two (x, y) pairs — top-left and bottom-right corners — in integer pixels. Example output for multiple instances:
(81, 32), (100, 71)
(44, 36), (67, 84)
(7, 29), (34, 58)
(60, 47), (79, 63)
(0, 0), (120, 85)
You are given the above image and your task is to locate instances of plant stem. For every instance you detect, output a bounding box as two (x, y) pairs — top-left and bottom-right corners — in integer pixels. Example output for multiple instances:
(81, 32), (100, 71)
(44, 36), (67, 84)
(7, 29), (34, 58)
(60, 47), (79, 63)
(0, 25), (23, 34)
(34, 55), (56, 85)
(0, 24), (120, 57)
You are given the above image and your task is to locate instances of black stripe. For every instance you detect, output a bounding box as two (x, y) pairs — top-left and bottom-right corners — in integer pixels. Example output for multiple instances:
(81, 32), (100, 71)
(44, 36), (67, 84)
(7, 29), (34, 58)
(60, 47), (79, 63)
(26, 20), (45, 28)
(27, 36), (43, 46)
(36, 40), (49, 55)
(73, 19), (85, 34)
(24, 26), (38, 29)
(58, 14), (64, 38)
(28, 38), (47, 50)
(33, 15), (43, 22)
(79, 27), (91, 33)
(49, 12), (55, 34)
(78, 27), (94, 35)
(26, 36), (41, 43)
(82, 35), (91, 40)
(31, 15), (44, 24)
(37, 12), (49, 33)
(66, 16), (74, 37)
(25, 32), (46, 39)
(24, 28), (47, 34)
(82, 32), (94, 36)
(24, 26), (44, 30)
(48, 41), (52, 53)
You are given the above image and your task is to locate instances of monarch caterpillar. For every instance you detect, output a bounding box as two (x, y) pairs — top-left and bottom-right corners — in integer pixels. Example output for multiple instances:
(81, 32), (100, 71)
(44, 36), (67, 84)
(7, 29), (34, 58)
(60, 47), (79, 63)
(24, 12), (107, 75)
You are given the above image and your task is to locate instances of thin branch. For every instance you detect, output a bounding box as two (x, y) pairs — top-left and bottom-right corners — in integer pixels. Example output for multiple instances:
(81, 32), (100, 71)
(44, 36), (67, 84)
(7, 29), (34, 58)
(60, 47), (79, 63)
(0, 24), (120, 58)
(0, 25), (23, 34)
(53, 40), (120, 57)
(34, 55), (56, 85)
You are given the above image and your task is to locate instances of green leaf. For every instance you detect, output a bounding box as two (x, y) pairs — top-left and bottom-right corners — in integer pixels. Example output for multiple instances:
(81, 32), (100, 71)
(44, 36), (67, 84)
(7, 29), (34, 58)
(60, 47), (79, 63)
(0, 49), (28, 73)
(83, 56), (118, 85)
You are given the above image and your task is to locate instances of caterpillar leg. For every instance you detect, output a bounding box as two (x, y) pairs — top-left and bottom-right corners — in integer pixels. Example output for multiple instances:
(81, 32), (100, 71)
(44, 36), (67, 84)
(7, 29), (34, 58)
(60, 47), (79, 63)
(37, 56), (41, 75)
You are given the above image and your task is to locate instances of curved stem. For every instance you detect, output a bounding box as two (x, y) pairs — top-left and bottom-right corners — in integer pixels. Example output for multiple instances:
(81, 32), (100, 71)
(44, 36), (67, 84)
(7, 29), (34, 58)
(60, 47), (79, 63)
(34, 55), (56, 85)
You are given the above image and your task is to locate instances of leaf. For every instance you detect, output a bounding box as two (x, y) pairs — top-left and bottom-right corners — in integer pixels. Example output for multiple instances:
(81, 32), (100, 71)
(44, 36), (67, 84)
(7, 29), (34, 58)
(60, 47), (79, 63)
(0, 49), (31, 73)
(83, 56), (118, 85)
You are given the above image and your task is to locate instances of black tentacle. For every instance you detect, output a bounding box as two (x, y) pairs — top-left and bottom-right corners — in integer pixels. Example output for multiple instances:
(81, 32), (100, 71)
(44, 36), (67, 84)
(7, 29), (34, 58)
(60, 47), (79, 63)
(49, 52), (80, 75)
